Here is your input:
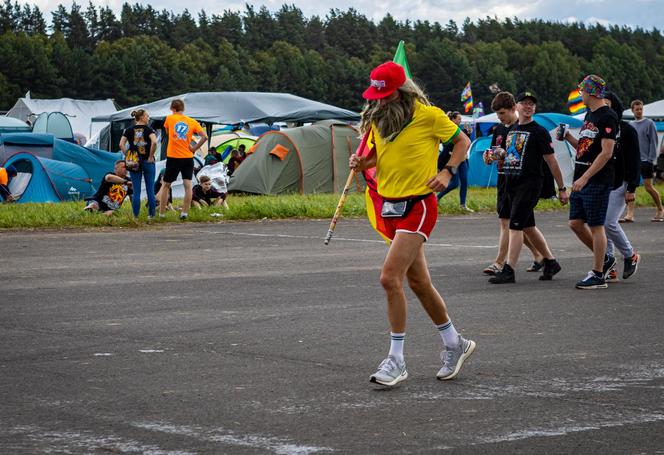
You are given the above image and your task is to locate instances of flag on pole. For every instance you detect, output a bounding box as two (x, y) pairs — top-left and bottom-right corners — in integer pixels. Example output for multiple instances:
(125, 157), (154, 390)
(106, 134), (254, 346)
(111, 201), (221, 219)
(567, 89), (586, 115)
(392, 40), (412, 78)
(461, 82), (473, 113)
(472, 101), (484, 119)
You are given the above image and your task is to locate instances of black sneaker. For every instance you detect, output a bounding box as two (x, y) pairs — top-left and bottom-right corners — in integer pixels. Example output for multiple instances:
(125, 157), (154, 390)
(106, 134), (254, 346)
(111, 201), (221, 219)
(575, 271), (607, 289)
(489, 264), (515, 284)
(539, 258), (561, 281)
(602, 255), (617, 280)
(526, 261), (544, 272)
(623, 252), (641, 279)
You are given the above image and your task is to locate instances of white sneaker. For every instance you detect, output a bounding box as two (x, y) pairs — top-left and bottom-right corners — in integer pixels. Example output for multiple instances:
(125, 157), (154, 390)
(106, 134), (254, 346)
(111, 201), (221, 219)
(437, 336), (476, 380)
(370, 356), (408, 386)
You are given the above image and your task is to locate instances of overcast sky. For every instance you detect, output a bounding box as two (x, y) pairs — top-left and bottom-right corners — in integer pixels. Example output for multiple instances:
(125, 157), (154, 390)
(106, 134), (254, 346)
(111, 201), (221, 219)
(33, 0), (664, 30)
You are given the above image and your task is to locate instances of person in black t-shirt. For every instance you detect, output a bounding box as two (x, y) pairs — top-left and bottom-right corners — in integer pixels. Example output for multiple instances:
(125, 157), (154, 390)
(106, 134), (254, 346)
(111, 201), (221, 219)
(84, 160), (132, 216)
(489, 92), (568, 285)
(482, 92), (549, 276)
(561, 75), (618, 289)
(191, 175), (228, 209)
(120, 109), (157, 219)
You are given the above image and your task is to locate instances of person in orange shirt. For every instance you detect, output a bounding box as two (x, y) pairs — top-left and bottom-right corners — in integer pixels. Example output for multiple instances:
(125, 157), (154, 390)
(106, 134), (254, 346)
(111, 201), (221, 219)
(159, 99), (208, 220)
(0, 165), (18, 202)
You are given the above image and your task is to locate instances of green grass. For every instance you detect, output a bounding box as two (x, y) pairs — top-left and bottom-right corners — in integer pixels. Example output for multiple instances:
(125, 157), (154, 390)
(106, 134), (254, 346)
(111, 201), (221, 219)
(1, 184), (663, 230)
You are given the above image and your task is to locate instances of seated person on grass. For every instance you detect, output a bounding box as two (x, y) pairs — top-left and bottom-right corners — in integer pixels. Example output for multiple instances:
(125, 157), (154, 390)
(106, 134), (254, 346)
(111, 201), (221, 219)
(84, 160), (132, 216)
(0, 165), (18, 203)
(154, 168), (175, 211)
(192, 175), (228, 209)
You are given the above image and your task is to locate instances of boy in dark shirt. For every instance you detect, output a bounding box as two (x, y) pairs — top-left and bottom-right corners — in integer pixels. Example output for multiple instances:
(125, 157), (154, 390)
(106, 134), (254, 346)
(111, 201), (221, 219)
(489, 92), (569, 284)
(561, 75), (618, 289)
(192, 175), (228, 209)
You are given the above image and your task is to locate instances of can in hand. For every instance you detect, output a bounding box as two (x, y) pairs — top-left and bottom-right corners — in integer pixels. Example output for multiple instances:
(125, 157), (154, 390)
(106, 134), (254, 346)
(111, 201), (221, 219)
(556, 123), (569, 141)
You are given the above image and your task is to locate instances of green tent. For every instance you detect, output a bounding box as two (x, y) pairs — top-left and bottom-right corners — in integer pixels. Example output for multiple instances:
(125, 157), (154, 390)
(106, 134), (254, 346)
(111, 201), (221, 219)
(228, 120), (361, 195)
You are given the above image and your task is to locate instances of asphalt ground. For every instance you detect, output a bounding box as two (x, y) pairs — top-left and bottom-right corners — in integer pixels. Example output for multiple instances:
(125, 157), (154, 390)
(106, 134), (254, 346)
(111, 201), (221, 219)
(1, 208), (663, 454)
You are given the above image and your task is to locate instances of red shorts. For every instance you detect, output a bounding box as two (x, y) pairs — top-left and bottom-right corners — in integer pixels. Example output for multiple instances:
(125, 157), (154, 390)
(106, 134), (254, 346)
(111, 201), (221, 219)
(377, 193), (438, 241)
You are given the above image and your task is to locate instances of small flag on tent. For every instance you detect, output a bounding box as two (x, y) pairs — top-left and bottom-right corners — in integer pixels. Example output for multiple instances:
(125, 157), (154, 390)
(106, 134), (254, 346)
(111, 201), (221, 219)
(461, 82), (473, 113)
(392, 40), (413, 79)
(567, 89), (586, 115)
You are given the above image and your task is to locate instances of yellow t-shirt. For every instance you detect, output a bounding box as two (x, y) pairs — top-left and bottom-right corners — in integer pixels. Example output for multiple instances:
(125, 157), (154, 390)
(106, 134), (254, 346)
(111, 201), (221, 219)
(371, 101), (461, 199)
(163, 113), (204, 159)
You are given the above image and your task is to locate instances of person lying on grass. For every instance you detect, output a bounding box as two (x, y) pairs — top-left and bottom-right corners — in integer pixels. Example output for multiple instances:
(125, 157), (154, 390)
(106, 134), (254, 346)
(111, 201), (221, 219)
(191, 175), (228, 209)
(84, 160), (133, 216)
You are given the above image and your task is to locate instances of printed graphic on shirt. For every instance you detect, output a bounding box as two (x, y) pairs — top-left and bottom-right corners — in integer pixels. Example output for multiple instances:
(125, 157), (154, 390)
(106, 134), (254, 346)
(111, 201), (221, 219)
(577, 121), (599, 160)
(102, 183), (129, 210)
(174, 122), (189, 140)
(134, 129), (147, 156)
(503, 130), (530, 176)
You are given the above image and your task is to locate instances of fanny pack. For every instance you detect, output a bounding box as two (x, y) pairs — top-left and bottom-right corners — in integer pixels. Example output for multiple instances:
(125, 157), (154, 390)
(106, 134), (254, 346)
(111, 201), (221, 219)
(381, 193), (431, 218)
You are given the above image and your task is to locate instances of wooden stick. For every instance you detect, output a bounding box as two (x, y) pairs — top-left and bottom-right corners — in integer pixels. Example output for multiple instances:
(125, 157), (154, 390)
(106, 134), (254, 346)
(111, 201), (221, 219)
(324, 170), (356, 245)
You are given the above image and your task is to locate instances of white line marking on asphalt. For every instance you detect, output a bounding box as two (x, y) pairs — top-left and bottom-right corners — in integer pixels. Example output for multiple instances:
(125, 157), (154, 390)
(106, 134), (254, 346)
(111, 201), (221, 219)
(133, 421), (334, 454)
(139, 349), (164, 353)
(198, 230), (496, 249)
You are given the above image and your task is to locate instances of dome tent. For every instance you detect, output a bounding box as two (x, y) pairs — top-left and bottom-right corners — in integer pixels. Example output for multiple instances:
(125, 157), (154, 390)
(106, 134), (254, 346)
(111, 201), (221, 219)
(228, 120), (360, 195)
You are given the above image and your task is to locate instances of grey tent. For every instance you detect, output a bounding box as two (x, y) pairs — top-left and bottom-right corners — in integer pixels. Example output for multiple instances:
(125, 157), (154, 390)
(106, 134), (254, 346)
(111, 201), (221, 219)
(228, 120), (361, 195)
(90, 92), (360, 153)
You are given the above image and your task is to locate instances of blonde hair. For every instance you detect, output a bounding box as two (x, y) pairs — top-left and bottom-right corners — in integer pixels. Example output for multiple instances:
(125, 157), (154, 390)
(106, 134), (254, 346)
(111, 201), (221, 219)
(359, 79), (431, 141)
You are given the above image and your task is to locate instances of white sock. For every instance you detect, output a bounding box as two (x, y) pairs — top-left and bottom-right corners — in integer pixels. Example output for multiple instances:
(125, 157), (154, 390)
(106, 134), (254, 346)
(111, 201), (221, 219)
(437, 320), (459, 348)
(180, 212), (188, 217)
(388, 332), (405, 362)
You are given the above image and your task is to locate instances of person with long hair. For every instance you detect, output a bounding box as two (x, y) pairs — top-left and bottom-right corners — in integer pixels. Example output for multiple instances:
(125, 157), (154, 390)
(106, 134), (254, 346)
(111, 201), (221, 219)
(350, 62), (476, 387)
(119, 109), (157, 218)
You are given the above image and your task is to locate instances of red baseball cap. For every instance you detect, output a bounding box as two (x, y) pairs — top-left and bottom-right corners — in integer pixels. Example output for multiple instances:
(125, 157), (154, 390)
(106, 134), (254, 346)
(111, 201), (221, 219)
(362, 62), (407, 100)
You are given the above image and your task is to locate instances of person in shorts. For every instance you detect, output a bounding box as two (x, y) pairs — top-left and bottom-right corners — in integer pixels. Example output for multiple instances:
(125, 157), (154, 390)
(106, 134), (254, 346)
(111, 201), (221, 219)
(560, 75), (618, 289)
(84, 160), (132, 216)
(488, 92), (569, 285)
(621, 99), (663, 221)
(160, 99), (208, 220)
(349, 62), (475, 388)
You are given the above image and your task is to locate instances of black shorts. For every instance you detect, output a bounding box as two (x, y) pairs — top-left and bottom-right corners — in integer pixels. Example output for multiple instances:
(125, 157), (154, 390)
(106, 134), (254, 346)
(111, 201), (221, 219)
(164, 157), (194, 183)
(641, 161), (654, 179)
(496, 183), (510, 219)
(506, 181), (541, 231)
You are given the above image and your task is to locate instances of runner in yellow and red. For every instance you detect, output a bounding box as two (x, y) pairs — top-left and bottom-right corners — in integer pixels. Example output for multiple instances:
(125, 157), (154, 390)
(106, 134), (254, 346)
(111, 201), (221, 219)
(160, 99), (208, 220)
(349, 62), (476, 387)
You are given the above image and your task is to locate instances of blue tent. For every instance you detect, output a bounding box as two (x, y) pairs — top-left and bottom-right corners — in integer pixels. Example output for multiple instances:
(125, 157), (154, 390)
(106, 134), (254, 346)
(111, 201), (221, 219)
(0, 133), (122, 202)
(3, 153), (96, 202)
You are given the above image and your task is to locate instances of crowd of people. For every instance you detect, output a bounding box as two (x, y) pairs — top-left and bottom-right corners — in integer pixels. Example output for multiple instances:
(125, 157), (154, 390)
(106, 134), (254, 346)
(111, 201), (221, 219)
(348, 63), (661, 388)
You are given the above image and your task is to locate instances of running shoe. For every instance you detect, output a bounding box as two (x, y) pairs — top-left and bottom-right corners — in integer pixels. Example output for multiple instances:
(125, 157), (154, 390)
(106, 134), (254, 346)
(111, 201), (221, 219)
(576, 271), (607, 289)
(369, 356), (408, 387)
(602, 255), (617, 280)
(460, 205), (475, 213)
(539, 258), (561, 281)
(483, 263), (502, 275)
(437, 336), (476, 380)
(179, 214), (188, 221)
(606, 269), (619, 283)
(488, 264), (515, 284)
(526, 261), (544, 272)
(623, 252), (641, 279)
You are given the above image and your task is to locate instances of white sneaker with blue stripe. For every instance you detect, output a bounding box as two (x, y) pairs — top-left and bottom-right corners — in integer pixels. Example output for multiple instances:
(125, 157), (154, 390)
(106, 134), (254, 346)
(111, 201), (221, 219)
(370, 356), (408, 387)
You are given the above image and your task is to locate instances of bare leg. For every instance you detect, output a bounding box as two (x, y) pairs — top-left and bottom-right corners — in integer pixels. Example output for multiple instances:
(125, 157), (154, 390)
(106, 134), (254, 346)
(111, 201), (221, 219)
(523, 226), (553, 260)
(590, 225), (607, 271)
(182, 179), (193, 213)
(624, 199), (635, 220)
(379, 232), (424, 333)
(506, 229), (524, 267)
(643, 178), (664, 216)
(494, 218), (509, 266)
(569, 219), (594, 251)
(159, 182), (172, 216)
(406, 244), (449, 325)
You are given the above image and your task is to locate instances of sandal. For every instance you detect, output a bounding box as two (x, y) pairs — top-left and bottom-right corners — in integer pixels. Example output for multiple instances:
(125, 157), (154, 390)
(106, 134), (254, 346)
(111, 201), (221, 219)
(619, 217), (634, 223)
(651, 217), (664, 222)
(483, 263), (502, 275)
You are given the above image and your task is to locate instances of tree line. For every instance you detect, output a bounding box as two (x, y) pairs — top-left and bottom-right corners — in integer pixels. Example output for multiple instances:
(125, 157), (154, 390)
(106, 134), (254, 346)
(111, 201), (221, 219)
(1, 1), (663, 114)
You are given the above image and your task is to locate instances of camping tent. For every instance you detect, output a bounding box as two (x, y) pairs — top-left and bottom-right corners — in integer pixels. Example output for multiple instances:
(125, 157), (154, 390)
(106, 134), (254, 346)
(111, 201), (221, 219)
(0, 116), (31, 134)
(91, 92), (360, 153)
(0, 133), (122, 202)
(6, 96), (117, 140)
(228, 120), (360, 195)
(466, 113), (583, 187)
(3, 153), (95, 202)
